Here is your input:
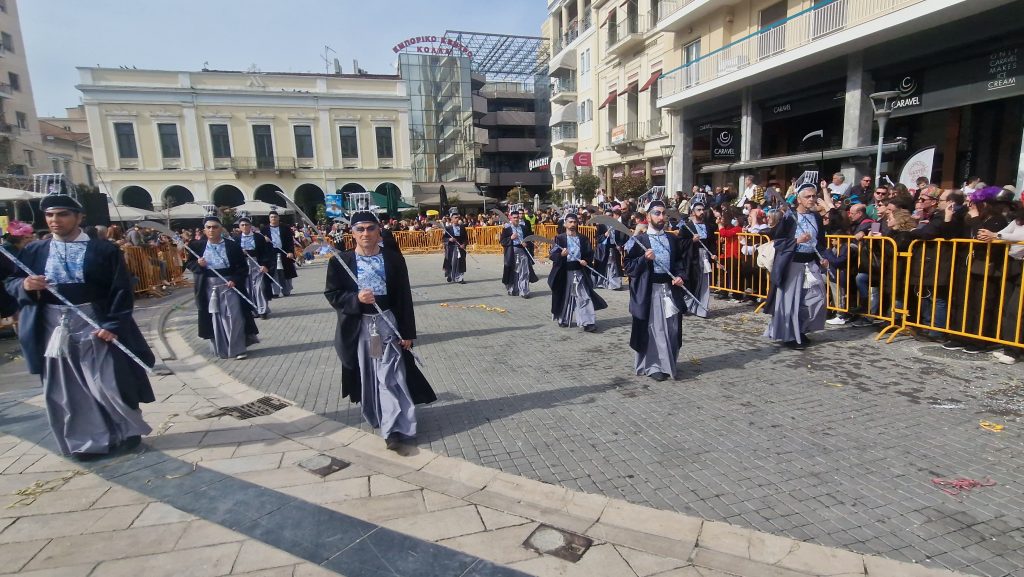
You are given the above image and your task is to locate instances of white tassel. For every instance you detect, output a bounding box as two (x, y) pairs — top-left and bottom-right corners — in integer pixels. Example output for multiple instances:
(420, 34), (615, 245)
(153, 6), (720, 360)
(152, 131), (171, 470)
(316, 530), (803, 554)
(44, 311), (70, 358)
(662, 285), (680, 318)
(209, 286), (220, 314)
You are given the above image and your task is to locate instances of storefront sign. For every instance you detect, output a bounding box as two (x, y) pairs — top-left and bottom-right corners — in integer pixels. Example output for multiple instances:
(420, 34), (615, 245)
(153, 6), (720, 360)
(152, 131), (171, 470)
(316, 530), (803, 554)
(630, 165), (646, 176)
(612, 167), (625, 178)
(651, 159), (666, 176)
(987, 47), (1018, 91)
(529, 157), (550, 171)
(572, 151), (593, 167)
(889, 75), (923, 112)
(610, 125), (627, 145)
(392, 35), (473, 58)
(711, 127), (738, 160)
(763, 89), (846, 120)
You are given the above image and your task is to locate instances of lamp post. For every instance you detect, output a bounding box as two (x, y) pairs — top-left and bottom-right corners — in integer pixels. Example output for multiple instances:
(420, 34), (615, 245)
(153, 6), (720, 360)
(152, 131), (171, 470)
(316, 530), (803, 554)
(869, 91), (900, 187)
(659, 143), (675, 192)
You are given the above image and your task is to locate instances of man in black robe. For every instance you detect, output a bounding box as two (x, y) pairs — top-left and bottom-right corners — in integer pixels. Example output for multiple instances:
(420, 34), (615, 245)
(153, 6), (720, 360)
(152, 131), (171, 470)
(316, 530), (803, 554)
(324, 211), (435, 451)
(593, 208), (626, 290)
(5, 194), (155, 460)
(235, 214), (274, 319)
(624, 201), (688, 381)
(499, 209), (537, 297)
(548, 212), (607, 332)
(261, 210), (298, 296)
(442, 211), (468, 284)
(185, 216), (259, 359)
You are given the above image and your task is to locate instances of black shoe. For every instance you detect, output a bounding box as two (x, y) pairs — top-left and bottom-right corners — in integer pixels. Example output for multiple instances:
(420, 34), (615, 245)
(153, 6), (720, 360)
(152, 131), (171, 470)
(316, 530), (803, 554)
(941, 340), (965, 351)
(385, 433), (401, 451)
(650, 372), (668, 382)
(800, 333), (812, 344)
(583, 324), (597, 333)
(784, 340), (805, 350)
(459, 280), (466, 284)
(71, 452), (107, 462)
(119, 435), (142, 452)
(522, 294), (530, 299)
(261, 313), (269, 320)
(558, 322), (569, 328)
(962, 344), (986, 354)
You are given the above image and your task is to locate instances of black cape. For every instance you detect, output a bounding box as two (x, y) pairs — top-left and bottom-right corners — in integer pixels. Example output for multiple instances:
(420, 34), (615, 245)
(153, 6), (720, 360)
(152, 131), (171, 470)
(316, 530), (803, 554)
(499, 223), (538, 285)
(184, 238), (259, 339)
(593, 225), (626, 281)
(259, 225), (299, 279)
(441, 225), (468, 276)
(324, 250), (436, 405)
(624, 232), (689, 354)
(4, 238), (156, 408)
(546, 233), (608, 317)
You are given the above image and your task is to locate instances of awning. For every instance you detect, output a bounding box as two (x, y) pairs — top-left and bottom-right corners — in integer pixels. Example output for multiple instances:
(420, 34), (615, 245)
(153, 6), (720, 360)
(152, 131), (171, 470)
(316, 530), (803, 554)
(598, 91), (617, 109)
(618, 82), (638, 96)
(549, 103), (578, 126)
(550, 46), (576, 71)
(369, 191), (413, 210)
(412, 182), (490, 207)
(698, 140), (907, 173)
(602, 8), (615, 26)
(639, 70), (662, 93)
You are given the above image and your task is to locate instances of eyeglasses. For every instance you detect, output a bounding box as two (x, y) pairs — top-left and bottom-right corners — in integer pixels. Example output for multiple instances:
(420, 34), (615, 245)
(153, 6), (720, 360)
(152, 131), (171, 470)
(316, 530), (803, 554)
(352, 226), (378, 233)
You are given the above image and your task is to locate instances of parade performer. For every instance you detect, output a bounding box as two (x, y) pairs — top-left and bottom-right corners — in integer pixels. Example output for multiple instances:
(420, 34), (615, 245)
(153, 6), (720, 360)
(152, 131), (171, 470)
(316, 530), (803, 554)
(680, 203), (716, 318)
(548, 212), (606, 332)
(624, 200), (688, 381)
(442, 209), (468, 284)
(235, 212), (274, 319)
(186, 212), (259, 360)
(764, 183), (827, 350)
(593, 208), (626, 290)
(4, 194), (154, 460)
(324, 210), (435, 451)
(500, 209), (537, 298)
(261, 208), (298, 296)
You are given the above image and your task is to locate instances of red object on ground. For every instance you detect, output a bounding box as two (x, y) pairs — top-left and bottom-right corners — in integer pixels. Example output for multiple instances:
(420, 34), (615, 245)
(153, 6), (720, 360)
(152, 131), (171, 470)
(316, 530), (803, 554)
(931, 477), (996, 496)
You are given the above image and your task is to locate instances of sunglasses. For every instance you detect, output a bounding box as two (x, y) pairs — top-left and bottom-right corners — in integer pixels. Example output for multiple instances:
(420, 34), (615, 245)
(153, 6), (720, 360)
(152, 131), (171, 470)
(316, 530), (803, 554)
(352, 226), (378, 233)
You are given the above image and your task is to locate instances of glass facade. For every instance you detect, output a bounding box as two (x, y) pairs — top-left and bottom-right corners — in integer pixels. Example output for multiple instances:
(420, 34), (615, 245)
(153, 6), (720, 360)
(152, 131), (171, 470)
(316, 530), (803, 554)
(399, 53), (476, 183)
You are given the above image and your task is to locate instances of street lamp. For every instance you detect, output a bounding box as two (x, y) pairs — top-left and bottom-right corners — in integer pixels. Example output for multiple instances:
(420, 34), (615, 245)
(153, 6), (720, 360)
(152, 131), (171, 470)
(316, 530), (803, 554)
(659, 144), (675, 190)
(869, 91), (900, 187)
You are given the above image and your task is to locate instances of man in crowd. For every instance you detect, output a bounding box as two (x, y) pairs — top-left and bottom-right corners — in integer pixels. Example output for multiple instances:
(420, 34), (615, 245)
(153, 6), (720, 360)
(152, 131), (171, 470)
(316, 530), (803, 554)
(442, 210), (468, 284)
(324, 210), (435, 451)
(625, 200), (687, 382)
(261, 209), (298, 297)
(764, 183), (827, 350)
(500, 209), (537, 298)
(849, 175), (873, 204)
(680, 202), (715, 317)
(5, 193), (154, 460)
(186, 213), (259, 360)
(827, 172), (850, 200)
(866, 185), (891, 220)
(593, 208), (626, 290)
(235, 213), (274, 319)
(548, 212), (606, 332)
(736, 175), (757, 207)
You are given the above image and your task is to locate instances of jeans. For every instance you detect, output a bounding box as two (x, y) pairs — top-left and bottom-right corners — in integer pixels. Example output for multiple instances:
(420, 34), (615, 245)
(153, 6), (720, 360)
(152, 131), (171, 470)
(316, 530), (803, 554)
(855, 272), (879, 315)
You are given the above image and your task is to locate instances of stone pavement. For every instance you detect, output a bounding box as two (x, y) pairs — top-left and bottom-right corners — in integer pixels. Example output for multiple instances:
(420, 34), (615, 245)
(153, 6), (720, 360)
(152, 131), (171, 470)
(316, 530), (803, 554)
(0, 284), (975, 577)
(165, 254), (1024, 577)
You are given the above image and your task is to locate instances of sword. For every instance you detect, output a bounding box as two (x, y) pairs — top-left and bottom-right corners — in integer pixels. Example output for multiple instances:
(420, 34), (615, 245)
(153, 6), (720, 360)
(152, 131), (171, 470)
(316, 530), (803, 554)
(525, 235), (612, 284)
(0, 244), (154, 374)
(629, 234), (712, 316)
(276, 195), (425, 366)
(240, 245), (283, 290)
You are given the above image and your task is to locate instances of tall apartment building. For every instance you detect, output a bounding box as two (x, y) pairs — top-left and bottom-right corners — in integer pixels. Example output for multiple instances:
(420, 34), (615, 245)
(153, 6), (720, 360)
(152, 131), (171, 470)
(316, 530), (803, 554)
(0, 0), (43, 178)
(547, 0), (1024, 196)
(77, 67), (413, 216)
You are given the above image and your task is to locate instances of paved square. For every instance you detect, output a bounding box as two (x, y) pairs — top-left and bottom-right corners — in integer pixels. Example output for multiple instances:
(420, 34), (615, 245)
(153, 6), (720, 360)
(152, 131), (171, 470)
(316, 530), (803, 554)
(168, 253), (1024, 577)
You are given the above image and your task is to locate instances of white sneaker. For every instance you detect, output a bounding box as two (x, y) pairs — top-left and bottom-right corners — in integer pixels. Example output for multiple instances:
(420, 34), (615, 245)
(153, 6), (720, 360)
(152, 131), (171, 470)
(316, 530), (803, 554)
(992, 350), (1017, 365)
(235, 354), (248, 360)
(826, 316), (848, 326)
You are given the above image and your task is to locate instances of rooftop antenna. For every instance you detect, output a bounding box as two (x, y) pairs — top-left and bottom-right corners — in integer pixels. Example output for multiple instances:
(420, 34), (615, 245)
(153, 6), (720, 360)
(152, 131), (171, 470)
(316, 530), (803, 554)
(321, 45), (336, 74)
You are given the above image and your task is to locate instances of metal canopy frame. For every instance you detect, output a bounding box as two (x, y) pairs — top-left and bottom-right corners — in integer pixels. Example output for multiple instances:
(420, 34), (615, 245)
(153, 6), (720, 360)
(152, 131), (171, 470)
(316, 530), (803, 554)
(443, 30), (550, 81)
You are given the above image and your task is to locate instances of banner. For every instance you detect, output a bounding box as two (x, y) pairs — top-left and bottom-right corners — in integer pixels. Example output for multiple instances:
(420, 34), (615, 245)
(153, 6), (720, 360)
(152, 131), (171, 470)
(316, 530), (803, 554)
(325, 194), (344, 218)
(572, 151), (592, 167)
(898, 147), (936, 189)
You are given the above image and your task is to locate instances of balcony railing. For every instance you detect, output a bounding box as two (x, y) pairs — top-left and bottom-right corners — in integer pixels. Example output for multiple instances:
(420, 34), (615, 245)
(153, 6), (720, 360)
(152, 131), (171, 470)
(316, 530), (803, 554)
(653, 0), (703, 25)
(551, 123), (578, 142)
(606, 14), (646, 55)
(551, 77), (577, 96)
(231, 156), (297, 171)
(606, 120), (664, 148)
(0, 83), (12, 97)
(660, 0), (922, 100)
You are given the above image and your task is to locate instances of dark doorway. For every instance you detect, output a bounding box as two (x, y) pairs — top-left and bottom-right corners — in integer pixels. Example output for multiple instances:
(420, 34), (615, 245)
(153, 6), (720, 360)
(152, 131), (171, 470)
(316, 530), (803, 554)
(120, 186), (153, 210)
(212, 185), (245, 207)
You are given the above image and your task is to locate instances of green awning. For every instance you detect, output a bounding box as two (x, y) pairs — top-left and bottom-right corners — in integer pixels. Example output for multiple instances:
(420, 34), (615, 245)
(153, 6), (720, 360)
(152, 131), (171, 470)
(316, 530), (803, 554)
(371, 191), (413, 209)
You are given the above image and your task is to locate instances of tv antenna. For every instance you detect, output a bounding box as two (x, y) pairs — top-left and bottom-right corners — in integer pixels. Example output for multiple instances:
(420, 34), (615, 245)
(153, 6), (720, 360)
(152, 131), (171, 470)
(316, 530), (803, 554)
(321, 45), (337, 74)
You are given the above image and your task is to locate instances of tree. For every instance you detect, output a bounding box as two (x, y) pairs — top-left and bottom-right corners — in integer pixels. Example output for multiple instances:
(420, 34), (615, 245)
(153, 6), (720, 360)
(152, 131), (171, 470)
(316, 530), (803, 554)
(315, 204), (327, 224)
(506, 186), (529, 204)
(613, 174), (649, 199)
(571, 173), (601, 204)
(218, 206), (237, 229)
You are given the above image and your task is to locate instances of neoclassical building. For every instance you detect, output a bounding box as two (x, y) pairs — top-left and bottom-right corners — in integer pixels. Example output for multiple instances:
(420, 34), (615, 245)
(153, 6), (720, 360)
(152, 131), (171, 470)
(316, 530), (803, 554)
(77, 67), (413, 213)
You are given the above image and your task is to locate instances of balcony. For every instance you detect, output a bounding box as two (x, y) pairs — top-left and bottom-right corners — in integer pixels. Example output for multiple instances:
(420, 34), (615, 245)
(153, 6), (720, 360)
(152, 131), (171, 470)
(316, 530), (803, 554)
(551, 123), (578, 150)
(231, 156), (297, 176)
(605, 120), (665, 151)
(550, 77), (577, 104)
(650, 0), (722, 34)
(0, 83), (11, 99)
(606, 15), (647, 59)
(0, 122), (19, 137)
(657, 0), (962, 109)
(493, 111), (536, 126)
(482, 138), (538, 153)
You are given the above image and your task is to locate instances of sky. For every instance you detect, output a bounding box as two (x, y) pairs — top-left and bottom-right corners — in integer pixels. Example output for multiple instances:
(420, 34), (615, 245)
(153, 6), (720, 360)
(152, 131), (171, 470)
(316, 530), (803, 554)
(20, 0), (546, 117)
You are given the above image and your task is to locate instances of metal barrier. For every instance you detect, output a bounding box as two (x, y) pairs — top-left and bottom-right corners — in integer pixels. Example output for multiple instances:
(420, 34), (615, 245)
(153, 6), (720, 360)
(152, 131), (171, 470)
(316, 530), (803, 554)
(891, 238), (1024, 349)
(392, 229), (444, 254)
(822, 234), (901, 339)
(709, 232), (771, 305)
(122, 246), (166, 297)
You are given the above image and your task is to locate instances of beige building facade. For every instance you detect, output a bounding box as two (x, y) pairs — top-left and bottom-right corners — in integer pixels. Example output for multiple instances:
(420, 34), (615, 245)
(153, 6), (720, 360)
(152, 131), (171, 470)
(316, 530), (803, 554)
(77, 67), (413, 213)
(0, 0), (44, 177)
(40, 106), (94, 188)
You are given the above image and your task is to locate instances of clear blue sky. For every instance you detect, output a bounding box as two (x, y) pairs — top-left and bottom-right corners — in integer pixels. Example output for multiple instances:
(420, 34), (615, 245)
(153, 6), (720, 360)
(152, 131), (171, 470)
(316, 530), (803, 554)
(21, 0), (546, 117)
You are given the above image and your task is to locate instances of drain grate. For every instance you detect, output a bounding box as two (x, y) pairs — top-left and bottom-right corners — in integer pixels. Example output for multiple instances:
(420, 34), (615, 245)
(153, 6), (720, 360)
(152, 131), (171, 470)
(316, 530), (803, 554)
(298, 454), (351, 477)
(522, 524), (593, 562)
(196, 396), (292, 420)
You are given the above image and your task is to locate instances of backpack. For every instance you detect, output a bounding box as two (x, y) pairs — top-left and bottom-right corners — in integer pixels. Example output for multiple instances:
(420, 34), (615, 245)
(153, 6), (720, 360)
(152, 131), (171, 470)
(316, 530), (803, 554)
(756, 240), (776, 270)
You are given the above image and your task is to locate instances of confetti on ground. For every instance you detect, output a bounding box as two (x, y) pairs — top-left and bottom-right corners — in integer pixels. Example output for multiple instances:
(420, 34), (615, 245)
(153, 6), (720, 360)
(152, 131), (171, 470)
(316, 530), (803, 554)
(8, 470), (90, 508)
(826, 382), (844, 387)
(439, 303), (508, 314)
(932, 477), (996, 496)
(979, 420), (1005, 433)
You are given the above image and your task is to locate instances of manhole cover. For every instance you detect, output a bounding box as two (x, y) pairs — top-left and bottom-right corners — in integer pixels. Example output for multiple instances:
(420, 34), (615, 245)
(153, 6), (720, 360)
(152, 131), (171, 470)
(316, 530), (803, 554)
(298, 454), (350, 477)
(196, 396), (291, 420)
(523, 524), (592, 562)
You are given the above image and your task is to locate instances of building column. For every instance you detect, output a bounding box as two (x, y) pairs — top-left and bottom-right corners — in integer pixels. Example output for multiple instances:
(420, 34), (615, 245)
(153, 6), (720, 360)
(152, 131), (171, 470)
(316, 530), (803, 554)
(842, 52), (874, 182)
(740, 86), (762, 190)
(671, 110), (690, 191)
(645, 158), (652, 182)
(318, 108), (334, 170)
(183, 104), (204, 171)
(605, 165), (613, 196)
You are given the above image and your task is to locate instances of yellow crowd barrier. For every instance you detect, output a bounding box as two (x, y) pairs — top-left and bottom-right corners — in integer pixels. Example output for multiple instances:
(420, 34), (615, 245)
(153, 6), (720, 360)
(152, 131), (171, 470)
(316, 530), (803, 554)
(392, 229), (444, 254)
(823, 235), (902, 338)
(122, 246), (166, 297)
(709, 232), (771, 305)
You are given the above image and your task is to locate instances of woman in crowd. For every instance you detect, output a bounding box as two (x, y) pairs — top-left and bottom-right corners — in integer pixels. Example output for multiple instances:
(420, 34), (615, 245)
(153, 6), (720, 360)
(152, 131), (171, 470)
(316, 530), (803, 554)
(978, 203), (1024, 364)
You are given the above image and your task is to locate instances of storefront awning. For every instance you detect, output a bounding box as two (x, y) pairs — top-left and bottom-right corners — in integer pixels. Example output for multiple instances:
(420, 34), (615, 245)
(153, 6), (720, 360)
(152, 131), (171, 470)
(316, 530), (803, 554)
(698, 140), (907, 173)
(549, 103), (578, 126)
(602, 8), (615, 26)
(618, 81), (638, 96)
(413, 182), (490, 207)
(598, 91), (617, 110)
(639, 70), (661, 93)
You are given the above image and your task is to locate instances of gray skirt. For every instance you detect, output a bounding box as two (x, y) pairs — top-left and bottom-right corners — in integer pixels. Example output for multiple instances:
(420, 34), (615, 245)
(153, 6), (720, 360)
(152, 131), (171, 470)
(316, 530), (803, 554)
(41, 305), (151, 456)
(246, 259), (270, 316)
(602, 258), (623, 290)
(356, 310), (417, 438)
(507, 251), (531, 296)
(555, 270), (596, 328)
(205, 277), (248, 358)
(765, 260), (827, 343)
(685, 271), (711, 319)
(635, 283), (681, 378)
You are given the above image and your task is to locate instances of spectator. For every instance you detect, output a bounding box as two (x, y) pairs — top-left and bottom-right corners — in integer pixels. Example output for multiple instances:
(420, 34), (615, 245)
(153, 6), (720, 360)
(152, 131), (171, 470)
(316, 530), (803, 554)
(978, 204), (1024, 364)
